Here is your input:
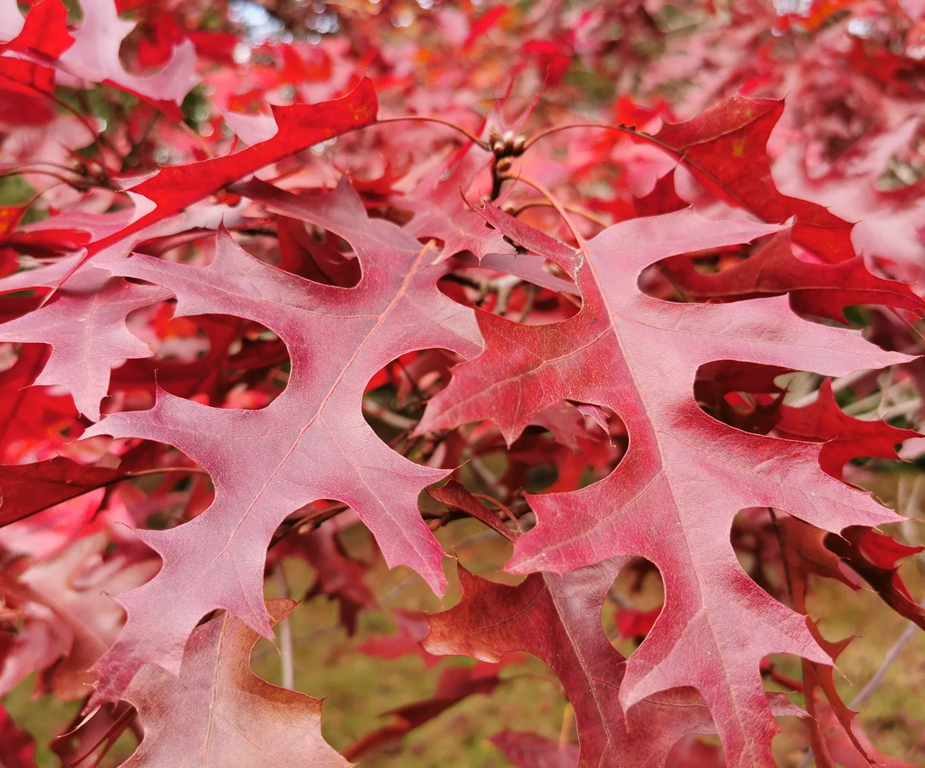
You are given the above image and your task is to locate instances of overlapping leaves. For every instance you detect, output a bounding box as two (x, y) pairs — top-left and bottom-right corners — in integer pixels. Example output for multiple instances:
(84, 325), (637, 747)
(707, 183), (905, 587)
(1, 7), (923, 763)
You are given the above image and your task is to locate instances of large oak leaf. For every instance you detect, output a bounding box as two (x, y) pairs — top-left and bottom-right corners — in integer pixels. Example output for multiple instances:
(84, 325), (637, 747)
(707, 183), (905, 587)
(83, 178), (481, 701)
(418, 206), (908, 766)
(58, 0), (199, 110)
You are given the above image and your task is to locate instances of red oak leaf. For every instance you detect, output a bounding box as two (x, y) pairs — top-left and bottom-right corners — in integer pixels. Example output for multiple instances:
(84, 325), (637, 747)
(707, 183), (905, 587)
(0, 441), (168, 528)
(425, 563), (803, 768)
(0, 0), (24, 41)
(0, 206), (29, 245)
(633, 170), (688, 217)
(463, 6), (509, 50)
(0, 265), (169, 420)
(0, 703), (37, 768)
(0, 57), (57, 102)
(0, 346), (51, 453)
(812, 693), (918, 768)
(82, 178), (482, 702)
(50, 701), (134, 768)
(4, 208), (132, 258)
(828, 528), (925, 630)
(298, 518), (379, 635)
(529, 401), (610, 451)
(779, 515), (925, 632)
(0, 0), (72, 60)
(0, 532), (159, 700)
(774, 506), (892, 767)
(418, 205), (908, 766)
(0, 0), (73, 103)
(615, 605), (661, 640)
(401, 148), (515, 262)
(651, 96), (857, 263)
(666, 736), (726, 767)
(773, 115), (925, 271)
(429, 479), (519, 540)
(661, 231), (924, 324)
(355, 609), (442, 668)
(276, 216), (360, 287)
(110, 314), (243, 404)
(0, 457), (130, 528)
(121, 599), (349, 768)
(775, 379), (918, 479)
(86, 80), (378, 258)
(489, 730), (579, 768)
(58, 0), (199, 108)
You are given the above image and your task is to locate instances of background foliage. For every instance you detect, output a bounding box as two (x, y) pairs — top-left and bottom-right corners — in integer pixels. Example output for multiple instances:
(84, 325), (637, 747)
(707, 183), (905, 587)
(2, 0), (925, 766)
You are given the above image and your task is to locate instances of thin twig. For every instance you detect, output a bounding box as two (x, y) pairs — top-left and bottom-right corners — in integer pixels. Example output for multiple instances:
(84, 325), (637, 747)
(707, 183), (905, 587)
(523, 121), (643, 152)
(48, 91), (118, 164)
(468, 455), (508, 497)
(849, 617), (922, 711)
(126, 466), (210, 478)
(376, 116), (488, 149)
(509, 199), (610, 228)
(252, 624), (340, 662)
(363, 402), (417, 430)
(870, 397), (920, 422)
(0, 168), (81, 186)
(518, 283), (539, 323)
(499, 172), (588, 252)
(274, 563), (294, 690)
(472, 492), (525, 535)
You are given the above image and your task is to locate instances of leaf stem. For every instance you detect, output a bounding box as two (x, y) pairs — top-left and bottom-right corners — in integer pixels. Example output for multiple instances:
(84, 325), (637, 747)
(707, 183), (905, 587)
(472, 492), (525, 535)
(509, 199), (610, 228)
(376, 116), (488, 149)
(523, 122), (646, 152)
(499, 172), (588, 252)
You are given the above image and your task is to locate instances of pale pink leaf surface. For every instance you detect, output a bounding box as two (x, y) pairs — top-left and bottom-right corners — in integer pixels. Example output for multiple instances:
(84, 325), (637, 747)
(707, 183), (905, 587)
(419, 206), (908, 767)
(82, 178), (482, 701)
(489, 730), (579, 768)
(59, 0), (200, 105)
(122, 599), (350, 768)
(0, 265), (169, 420)
(0, 532), (158, 699)
(0, 0), (24, 41)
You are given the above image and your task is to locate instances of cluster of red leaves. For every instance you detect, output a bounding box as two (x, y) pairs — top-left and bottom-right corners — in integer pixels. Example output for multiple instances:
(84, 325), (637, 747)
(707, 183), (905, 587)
(1, 0), (925, 766)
